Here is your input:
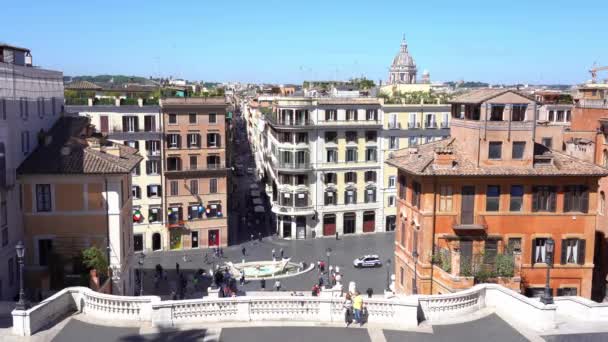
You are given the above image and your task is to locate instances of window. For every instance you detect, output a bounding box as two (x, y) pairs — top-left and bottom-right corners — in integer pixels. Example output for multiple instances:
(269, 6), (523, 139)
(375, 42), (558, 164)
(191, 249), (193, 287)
(125, 140), (139, 149)
(189, 180), (198, 194)
(20, 98), (28, 120)
(488, 142), (502, 159)
(144, 116), (156, 131)
(398, 175), (407, 199)
(148, 184), (162, 197)
(324, 173), (337, 184)
(170, 181), (178, 196)
(389, 136), (398, 150)
(408, 136), (418, 146)
(346, 109), (357, 121)
(189, 155), (198, 170)
(345, 131), (357, 143)
(365, 148), (377, 162)
(484, 240), (498, 264)
(532, 238), (549, 264)
(325, 131), (337, 143)
(207, 155), (221, 168)
(132, 164), (140, 176)
(507, 237), (522, 254)
(412, 182), (421, 207)
(297, 133), (308, 143)
(388, 195), (396, 207)
(490, 105), (504, 121)
(210, 178), (218, 193)
(209, 113), (217, 123)
(207, 133), (220, 147)
(132, 186), (141, 199)
(296, 174), (307, 185)
(566, 110), (571, 122)
(37, 97), (45, 118)
(557, 287), (578, 296)
(189, 113), (197, 124)
(38, 239), (53, 266)
(512, 142), (525, 159)
(187, 133), (200, 148)
(541, 137), (552, 149)
(168, 114), (177, 124)
(345, 189), (357, 204)
(548, 110), (555, 122)
(486, 185), (500, 211)
(388, 176), (396, 188)
(146, 160), (160, 175)
(364, 171), (376, 183)
(532, 186), (557, 212)
(561, 239), (585, 265)
(511, 105), (527, 121)
(600, 191), (606, 215)
(557, 110), (564, 122)
(366, 109), (378, 121)
(365, 131), (377, 142)
(36, 184), (52, 212)
(134, 235), (143, 252)
(167, 134), (180, 148)
(146, 140), (160, 155)
(326, 149), (337, 163)
(188, 203), (203, 220)
(439, 185), (453, 212)
(345, 172), (357, 183)
(346, 148), (357, 162)
(324, 190), (337, 205)
(0, 98), (5, 120)
(400, 221), (406, 246)
(1, 227), (7, 247)
(325, 109), (337, 121)
(148, 207), (161, 223)
(123, 116), (138, 132)
(365, 188), (376, 203)
(509, 185), (524, 211)
(564, 185), (589, 213)
(167, 157), (182, 171)
(21, 131), (30, 155)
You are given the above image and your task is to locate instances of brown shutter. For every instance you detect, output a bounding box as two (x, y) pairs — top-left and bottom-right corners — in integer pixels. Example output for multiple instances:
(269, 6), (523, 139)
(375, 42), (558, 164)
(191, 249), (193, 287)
(560, 239), (567, 265)
(531, 238), (537, 265)
(100, 116), (109, 133)
(578, 239), (586, 265)
(564, 186), (571, 212)
(581, 187), (589, 213)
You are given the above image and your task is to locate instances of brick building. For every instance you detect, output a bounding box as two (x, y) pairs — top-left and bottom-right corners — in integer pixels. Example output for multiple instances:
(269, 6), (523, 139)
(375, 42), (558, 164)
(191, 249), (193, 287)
(160, 98), (229, 249)
(387, 89), (608, 299)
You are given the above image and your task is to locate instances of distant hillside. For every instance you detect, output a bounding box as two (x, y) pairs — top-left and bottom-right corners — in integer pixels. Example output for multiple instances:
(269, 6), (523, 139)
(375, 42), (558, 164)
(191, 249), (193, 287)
(64, 75), (153, 85)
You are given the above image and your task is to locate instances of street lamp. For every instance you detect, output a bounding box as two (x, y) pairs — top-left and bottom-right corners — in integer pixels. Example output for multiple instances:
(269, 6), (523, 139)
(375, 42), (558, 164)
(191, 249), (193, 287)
(138, 253), (145, 296)
(385, 259), (392, 291)
(540, 239), (555, 305)
(326, 248), (332, 285)
(412, 250), (419, 295)
(15, 241), (28, 310)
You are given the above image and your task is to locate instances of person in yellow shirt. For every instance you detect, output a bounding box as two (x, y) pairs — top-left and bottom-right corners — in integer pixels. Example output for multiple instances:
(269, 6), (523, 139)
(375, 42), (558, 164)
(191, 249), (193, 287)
(352, 291), (363, 325)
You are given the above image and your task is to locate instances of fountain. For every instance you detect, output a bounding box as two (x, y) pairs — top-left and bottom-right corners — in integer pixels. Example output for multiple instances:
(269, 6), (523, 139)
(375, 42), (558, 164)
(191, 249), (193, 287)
(225, 258), (314, 280)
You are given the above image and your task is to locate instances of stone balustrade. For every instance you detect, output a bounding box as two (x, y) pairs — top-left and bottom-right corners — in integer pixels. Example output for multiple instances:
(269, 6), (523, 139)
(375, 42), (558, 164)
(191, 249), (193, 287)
(12, 284), (608, 337)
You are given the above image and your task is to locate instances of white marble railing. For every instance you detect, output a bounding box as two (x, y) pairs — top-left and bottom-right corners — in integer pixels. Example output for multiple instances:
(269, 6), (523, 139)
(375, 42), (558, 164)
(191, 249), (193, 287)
(15, 284), (607, 336)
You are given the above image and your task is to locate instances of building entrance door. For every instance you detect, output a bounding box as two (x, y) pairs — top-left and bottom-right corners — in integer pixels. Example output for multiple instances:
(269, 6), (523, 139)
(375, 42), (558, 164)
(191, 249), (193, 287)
(208, 230), (219, 247)
(296, 217), (306, 239)
(460, 186), (475, 225)
(460, 240), (473, 274)
(191, 231), (199, 248)
(152, 233), (161, 251)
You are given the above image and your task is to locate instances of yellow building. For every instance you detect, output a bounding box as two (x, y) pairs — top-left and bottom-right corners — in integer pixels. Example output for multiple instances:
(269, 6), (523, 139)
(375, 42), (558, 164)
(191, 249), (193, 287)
(18, 116), (141, 296)
(381, 104), (452, 230)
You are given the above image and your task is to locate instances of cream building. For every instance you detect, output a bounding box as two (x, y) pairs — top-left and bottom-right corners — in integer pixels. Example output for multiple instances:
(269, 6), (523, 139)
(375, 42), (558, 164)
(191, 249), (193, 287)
(0, 44), (64, 300)
(66, 103), (165, 252)
(381, 104), (452, 231)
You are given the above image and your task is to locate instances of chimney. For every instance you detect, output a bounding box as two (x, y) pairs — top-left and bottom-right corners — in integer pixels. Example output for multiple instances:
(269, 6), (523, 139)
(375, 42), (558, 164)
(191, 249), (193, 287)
(434, 146), (456, 168)
(115, 98), (121, 107)
(138, 98), (144, 107)
(87, 98), (93, 107)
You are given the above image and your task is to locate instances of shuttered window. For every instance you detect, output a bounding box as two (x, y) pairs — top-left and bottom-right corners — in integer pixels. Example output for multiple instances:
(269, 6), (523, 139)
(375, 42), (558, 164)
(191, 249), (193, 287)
(532, 186), (556, 212)
(563, 185), (589, 213)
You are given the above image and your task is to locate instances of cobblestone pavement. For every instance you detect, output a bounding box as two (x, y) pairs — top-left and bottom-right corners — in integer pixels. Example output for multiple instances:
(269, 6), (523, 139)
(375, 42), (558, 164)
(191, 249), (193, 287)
(137, 232), (395, 298)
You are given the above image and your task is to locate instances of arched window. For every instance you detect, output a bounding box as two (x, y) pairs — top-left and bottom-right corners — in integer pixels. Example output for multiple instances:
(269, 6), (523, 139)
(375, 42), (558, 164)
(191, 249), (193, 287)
(601, 191), (606, 216)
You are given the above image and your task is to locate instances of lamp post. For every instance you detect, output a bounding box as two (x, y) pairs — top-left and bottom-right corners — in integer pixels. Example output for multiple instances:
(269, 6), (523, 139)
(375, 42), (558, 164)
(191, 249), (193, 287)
(412, 251), (419, 295)
(540, 239), (554, 305)
(385, 259), (392, 291)
(15, 241), (28, 310)
(326, 248), (332, 286)
(138, 253), (145, 296)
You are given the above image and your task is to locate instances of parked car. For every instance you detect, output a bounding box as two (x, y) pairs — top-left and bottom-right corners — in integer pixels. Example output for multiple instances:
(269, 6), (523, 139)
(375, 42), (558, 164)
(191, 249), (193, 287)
(353, 255), (382, 268)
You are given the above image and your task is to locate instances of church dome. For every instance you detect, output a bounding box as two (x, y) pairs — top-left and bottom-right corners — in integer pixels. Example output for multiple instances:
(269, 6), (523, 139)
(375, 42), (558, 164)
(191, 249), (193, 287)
(391, 37), (416, 68)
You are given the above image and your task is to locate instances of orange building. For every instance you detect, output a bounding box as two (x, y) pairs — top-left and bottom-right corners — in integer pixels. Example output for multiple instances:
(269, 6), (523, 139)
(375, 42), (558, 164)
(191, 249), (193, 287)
(17, 116), (141, 296)
(387, 89), (608, 299)
(161, 98), (229, 249)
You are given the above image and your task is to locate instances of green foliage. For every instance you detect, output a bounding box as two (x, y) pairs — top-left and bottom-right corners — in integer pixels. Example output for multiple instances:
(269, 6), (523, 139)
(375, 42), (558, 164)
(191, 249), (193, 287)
(65, 98), (88, 105)
(70, 75), (149, 85)
(474, 268), (496, 284)
(431, 248), (452, 273)
(495, 254), (515, 277)
(381, 91), (452, 105)
(94, 98), (115, 105)
(120, 98), (138, 105)
(82, 247), (108, 274)
(303, 81), (310, 89)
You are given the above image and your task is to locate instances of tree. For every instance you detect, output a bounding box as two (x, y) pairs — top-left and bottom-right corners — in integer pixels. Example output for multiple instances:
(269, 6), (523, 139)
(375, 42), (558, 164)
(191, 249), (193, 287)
(82, 247), (108, 274)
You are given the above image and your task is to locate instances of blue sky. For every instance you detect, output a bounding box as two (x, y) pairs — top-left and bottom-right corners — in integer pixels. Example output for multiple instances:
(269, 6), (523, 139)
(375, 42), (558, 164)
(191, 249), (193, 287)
(3, 0), (607, 84)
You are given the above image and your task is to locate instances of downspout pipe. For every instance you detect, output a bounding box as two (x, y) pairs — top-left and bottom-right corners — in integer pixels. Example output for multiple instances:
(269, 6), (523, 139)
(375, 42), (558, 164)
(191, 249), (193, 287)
(104, 177), (111, 273)
(430, 175), (438, 294)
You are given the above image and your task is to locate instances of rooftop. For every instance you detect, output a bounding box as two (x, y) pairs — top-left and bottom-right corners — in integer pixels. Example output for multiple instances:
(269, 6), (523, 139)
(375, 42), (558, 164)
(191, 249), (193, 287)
(386, 138), (608, 177)
(450, 88), (536, 104)
(0, 42), (30, 52)
(64, 80), (103, 91)
(18, 116), (142, 175)
(161, 97), (227, 107)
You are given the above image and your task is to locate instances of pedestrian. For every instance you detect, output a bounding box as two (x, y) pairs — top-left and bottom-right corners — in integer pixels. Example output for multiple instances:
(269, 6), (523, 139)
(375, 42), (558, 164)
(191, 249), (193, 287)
(343, 293), (353, 327)
(353, 291), (363, 326)
(242, 246), (246, 257)
(329, 265), (333, 274)
(240, 270), (246, 285)
(250, 234), (254, 242)
(280, 248), (284, 259)
(335, 231), (339, 240)
(260, 278), (266, 291)
(219, 248), (224, 258)
(176, 262), (180, 274)
(318, 275), (324, 288)
(274, 280), (281, 291)
(319, 261), (325, 273)
(366, 288), (373, 298)
(272, 249), (276, 260)
(258, 232), (262, 242)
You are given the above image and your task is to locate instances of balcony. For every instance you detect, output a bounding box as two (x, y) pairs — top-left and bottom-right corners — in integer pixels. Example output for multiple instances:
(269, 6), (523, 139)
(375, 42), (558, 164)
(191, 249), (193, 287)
(107, 126), (162, 140)
(165, 163), (228, 175)
(317, 119), (382, 127)
(271, 202), (315, 216)
(440, 122), (449, 129)
(452, 215), (487, 231)
(576, 98), (608, 109)
(147, 150), (162, 157)
(274, 161), (312, 172)
(387, 122), (401, 129)
(407, 122), (421, 129)
(425, 122), (438, 129)
(265, 115), (313, 129)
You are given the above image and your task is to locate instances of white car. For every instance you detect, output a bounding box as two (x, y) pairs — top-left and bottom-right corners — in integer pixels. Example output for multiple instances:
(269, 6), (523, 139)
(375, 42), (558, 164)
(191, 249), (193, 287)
(353, 255), (382, 268)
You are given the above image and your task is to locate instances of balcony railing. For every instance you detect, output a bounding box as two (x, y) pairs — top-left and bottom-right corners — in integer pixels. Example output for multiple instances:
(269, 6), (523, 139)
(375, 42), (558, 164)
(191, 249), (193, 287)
(265, 115), (313, 127)
(147, 150), (161, 157)
(317, 119), (381, 126)
(577, 98), (608, 109)
(440, 122), (449, 128)
(452, 215), (487, 231)
(274, 161), (311, 170)
(425, 122), (438, 129)
(165, 163), (227, 173)
(387, 122), (401, 129)
(271, 202), (314, 215)
(408, 122), (421, 129)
